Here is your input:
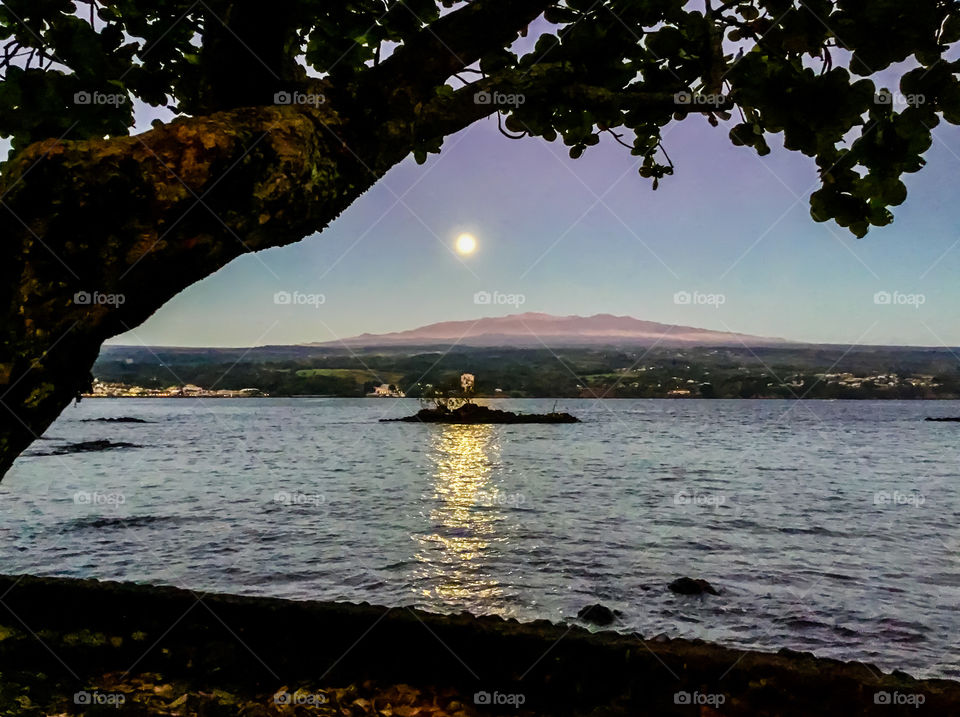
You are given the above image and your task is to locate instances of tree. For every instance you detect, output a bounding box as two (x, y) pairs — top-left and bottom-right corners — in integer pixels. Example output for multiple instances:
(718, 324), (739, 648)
(2, 0), (960, 477)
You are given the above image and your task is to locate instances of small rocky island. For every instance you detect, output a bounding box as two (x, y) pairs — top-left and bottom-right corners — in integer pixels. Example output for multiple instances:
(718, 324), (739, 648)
(384, 372), (580, 424)
(382, 401), (580, 424)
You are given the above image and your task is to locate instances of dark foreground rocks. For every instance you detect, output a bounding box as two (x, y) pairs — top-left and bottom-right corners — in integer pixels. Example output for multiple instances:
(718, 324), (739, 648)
(0, 574), (956, 716)
(382, 402), (580, 424)
(668, 577), (720, 596)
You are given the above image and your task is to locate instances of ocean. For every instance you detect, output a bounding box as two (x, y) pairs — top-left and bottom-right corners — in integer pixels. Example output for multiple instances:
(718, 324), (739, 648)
(3, 398), (958, 678)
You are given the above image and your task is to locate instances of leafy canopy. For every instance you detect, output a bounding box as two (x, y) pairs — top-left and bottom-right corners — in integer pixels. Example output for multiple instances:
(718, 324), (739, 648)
(3, 0), (960, 237)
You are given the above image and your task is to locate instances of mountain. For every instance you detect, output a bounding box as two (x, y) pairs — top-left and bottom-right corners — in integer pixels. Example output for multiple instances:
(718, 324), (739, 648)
(319, 313), (791, 348)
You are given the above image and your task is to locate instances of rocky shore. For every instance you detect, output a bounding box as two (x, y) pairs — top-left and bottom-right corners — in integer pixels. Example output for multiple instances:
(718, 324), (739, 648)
(381, 402), (579, 424)
(0, 574), (955, 715)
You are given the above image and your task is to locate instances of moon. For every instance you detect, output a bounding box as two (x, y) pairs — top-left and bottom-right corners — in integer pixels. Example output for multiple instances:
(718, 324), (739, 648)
(455, 233), (477, 255)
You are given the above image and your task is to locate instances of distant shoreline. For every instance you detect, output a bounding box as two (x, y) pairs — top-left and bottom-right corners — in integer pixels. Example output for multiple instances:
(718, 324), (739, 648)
(92, 344), (960, 400)
(78, 394), (960, 401)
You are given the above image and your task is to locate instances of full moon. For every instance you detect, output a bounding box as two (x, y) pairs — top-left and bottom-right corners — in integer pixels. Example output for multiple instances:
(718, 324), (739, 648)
(455, 233), (477, 255)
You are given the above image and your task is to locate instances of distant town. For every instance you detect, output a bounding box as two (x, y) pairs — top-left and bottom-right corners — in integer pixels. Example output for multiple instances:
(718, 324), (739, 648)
(817, 372), (940, 390)
(86, 344), (960, 400)
(84, 380), (267, 398)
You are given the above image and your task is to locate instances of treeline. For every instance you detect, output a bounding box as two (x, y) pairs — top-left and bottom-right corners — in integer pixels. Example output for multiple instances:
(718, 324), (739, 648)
(92, 346), (960, 399)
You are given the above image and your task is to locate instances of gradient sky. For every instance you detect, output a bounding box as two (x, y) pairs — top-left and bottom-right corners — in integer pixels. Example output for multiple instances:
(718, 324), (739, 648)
(100, 107), (960, 349)
(6, 62), (960, 349)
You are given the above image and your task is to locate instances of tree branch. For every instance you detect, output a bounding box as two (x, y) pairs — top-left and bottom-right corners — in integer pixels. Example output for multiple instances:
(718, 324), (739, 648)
(414, 69), (735, 145)
(368, 0), (554, 93)
(0, 98), (409, 478)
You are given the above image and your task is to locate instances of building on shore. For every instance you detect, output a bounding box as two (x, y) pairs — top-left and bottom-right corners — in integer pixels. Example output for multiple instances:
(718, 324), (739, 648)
(369, 384), (405, 398)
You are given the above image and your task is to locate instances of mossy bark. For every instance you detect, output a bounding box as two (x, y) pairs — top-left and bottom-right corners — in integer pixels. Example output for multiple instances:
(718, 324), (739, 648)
(0, 102), (394, 477)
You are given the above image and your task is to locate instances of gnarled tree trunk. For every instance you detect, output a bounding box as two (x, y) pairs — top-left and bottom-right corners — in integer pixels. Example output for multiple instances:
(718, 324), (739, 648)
(0, 100), (396, 476)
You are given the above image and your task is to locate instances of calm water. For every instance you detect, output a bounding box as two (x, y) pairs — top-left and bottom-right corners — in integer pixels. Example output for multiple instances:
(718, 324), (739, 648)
(3, 398), (959, 678)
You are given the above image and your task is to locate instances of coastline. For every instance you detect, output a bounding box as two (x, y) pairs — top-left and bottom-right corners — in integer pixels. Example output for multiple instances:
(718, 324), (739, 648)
(0, 575), (955, 715)
(77, 394), (960, 400)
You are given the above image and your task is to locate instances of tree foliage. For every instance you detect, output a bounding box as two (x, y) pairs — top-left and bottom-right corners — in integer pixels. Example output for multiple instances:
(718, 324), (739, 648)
(3, 0), (960, 236)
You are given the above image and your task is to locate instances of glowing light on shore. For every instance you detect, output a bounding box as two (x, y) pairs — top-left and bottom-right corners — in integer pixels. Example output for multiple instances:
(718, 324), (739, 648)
(455, 233), (477, 255)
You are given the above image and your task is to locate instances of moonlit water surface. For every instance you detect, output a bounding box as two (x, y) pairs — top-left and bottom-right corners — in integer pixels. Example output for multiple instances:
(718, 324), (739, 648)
(3, 398), (959, 678)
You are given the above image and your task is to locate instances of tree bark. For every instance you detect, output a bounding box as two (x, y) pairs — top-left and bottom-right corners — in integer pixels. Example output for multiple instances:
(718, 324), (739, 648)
(0, 100), (393, 477)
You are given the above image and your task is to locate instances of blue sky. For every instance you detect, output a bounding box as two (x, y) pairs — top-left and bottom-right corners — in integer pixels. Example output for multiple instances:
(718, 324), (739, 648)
(4, 55), (959, 349)
(104, 106), (960, 349)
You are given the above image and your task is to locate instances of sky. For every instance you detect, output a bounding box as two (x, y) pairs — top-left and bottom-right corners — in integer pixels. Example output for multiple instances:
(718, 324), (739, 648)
(5, 13), (960, 350)
(103, 107), (960, 349)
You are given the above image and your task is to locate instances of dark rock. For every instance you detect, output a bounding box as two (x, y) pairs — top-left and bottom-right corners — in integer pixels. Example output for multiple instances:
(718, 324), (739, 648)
(577, 604), (621, 626)
(1, 574), (958, 716)
(382, 401), (579, 424)
(668, 577), (719, 596)
(81, 417), (150, 423)
(47, 439), (141, 455)
(925, 416), (960, 422)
